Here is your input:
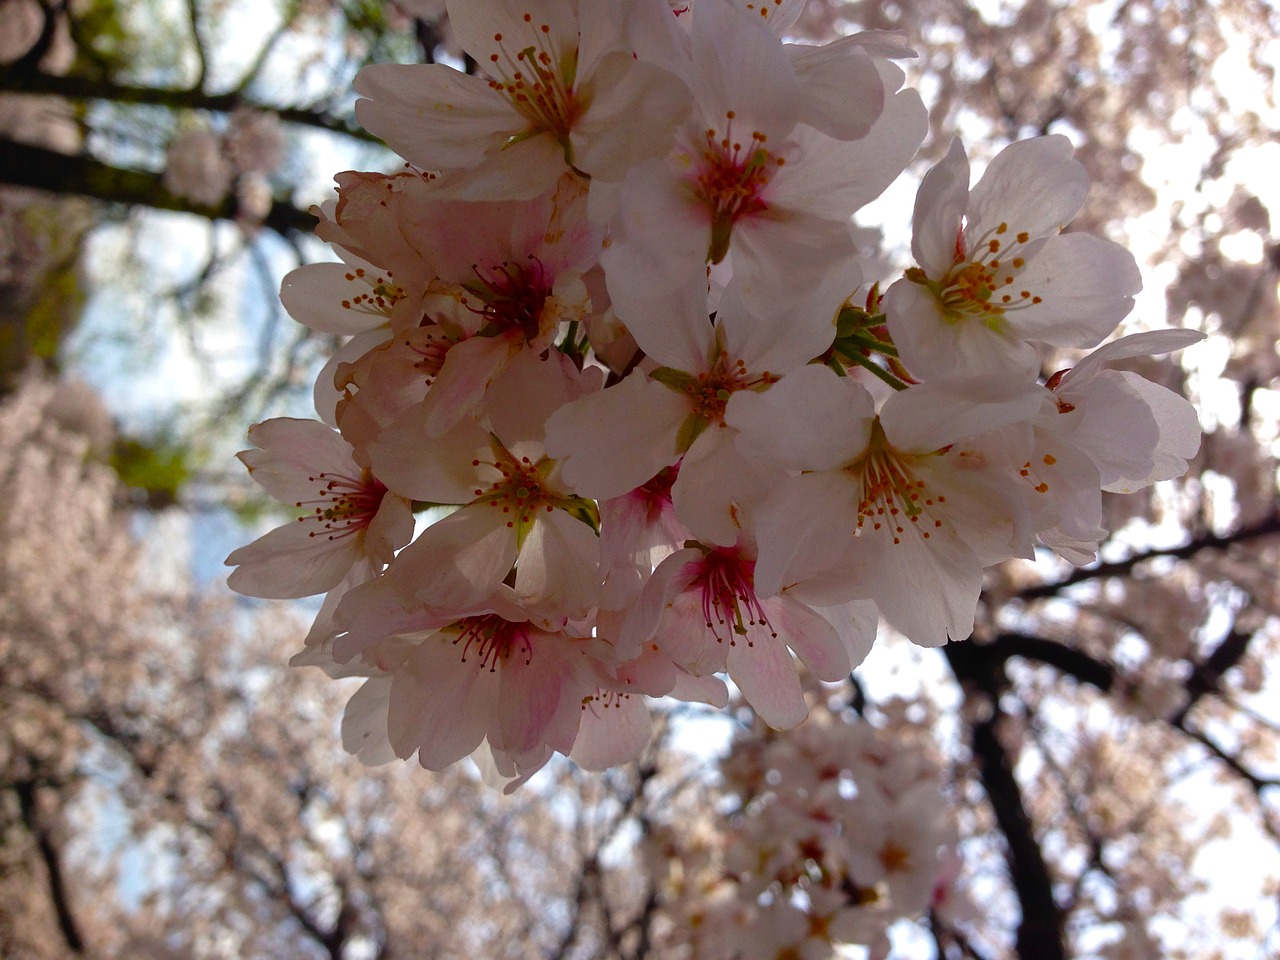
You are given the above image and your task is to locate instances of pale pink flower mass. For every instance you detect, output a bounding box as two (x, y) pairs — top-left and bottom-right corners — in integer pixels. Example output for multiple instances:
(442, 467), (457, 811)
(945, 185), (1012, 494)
(226, 0), (1202, 834)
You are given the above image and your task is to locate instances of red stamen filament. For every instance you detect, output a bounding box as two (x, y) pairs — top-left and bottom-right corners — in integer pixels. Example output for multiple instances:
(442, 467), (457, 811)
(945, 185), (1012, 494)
(294, 471), (386, 541)
(699, 549), (777, 647)
(454, 614), (533, 671)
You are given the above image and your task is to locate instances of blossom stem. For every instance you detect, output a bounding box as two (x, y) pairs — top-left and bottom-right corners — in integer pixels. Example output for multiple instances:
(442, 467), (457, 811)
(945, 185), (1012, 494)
(834, 343), (909, 391)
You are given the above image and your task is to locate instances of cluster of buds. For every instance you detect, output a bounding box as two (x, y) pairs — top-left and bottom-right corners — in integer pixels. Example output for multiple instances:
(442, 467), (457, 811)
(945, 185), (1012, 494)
(226, 0), (1200, 791)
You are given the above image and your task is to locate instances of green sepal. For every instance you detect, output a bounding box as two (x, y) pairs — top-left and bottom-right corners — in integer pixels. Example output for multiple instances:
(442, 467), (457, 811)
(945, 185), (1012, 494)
(650, 366), (698, 392)
(558, 495), (600, 533)
(675, 412), (710, 453)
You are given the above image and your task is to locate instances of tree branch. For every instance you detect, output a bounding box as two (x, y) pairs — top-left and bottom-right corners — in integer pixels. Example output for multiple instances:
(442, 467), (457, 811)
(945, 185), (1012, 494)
(15, 778), (86, 956)
(946, 642), (1066, 960)
(1016, 513), (1280, 601)
(0, 137), (316, 235)
(0, 65), (381, 142)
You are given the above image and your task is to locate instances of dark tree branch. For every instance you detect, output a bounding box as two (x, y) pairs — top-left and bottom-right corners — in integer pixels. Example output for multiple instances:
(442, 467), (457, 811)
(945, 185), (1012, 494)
(15, 778), (86, 956)
(0, 137), (316, 235)
(1172, 720), (1280, 795)
(984, 632), (1116, 692)
(0, 66), (381, 143)
(1016, 513), (1280, 601)
(1172, 625), (1254, 725)
(946, 642), (1066, 960)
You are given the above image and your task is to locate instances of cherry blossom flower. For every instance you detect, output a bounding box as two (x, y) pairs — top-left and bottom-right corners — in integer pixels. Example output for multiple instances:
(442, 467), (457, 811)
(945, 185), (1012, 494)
(1047, 329), (1204, 493)
(163, 125), (233, 207)
(316, 170), (602, 438)
(884, 136), (1142, 379)
(368, 352), (602, 615)
(544, 277), (829, 512)
(621, 535), (875, 729)
(225, 418), (414, 599)
(728, 364), (1043, 644)
(601, 0), (927, 320)
(334, 586), (626, 782)
(353, 0), (690, 200)
(1026, 329), (1203, 560)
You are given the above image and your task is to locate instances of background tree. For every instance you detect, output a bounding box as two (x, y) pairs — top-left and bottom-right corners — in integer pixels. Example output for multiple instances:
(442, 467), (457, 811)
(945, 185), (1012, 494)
(1, 1), (1279, 958)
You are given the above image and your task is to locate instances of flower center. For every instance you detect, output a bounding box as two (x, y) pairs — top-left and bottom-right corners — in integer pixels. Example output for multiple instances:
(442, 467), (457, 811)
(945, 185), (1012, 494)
(294, 470), (386, 541)
(695, 545), (776, 647)
(403, 324), (454, 383)
(338, 266), (405, 318)
(849, 422), (944, 546)
(690, 354), (778, 426)
(486, 17), (580, 145)
(452, 614), (533, 671)
(928, 221), (1043, 327)
(462, 256), (550, 342)
(878, 840), (912, 874)
(470, 442), (559, 539)
(694, 112), (782, 263)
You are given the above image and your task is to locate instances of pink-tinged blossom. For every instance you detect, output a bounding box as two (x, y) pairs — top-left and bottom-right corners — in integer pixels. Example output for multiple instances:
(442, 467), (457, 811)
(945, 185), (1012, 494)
(225, 418), (414, 599)
(1025, 330), (1203, 560)
(838, 781), (952, 918)
(602, 0), (926, 320)
(884, 136), (1142, 379)
(544, 277), (829, 506)
(225, 107), (285, 175)
(280, 247), (413, 429)
(332, 588), (628, 782)
(597, 463), (691, 609)
(1048, 329), (1205, 492)
(163, 125), (233, 207)
(368, 352), (602, 615)
(728, 364), (1043, 644)
(319, 171), (602, 438)
(352, 0), (690, 200)
(621, 537), (872, 729)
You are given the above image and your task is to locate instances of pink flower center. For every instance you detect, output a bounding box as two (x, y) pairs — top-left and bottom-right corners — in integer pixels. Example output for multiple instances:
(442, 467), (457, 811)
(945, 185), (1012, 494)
(463, 255), (550, 342)
(294, 470), (387, 541)
(453, 614), (533, 671)
(632, 463), (679, 522)
(695, 112), (783, 263)
(404, 325), (454, 383)
(695, 546), (776, 646)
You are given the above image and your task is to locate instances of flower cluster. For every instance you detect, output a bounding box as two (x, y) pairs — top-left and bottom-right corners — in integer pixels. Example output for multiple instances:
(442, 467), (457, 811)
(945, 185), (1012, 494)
(644, 707), (968, 958)
(227, 0), (1201, 791)
(163, 108), (284, 220)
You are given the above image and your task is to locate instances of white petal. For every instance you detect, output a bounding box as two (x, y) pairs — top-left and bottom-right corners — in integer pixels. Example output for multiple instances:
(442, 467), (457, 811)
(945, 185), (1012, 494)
(341, 677), (398, 765)
(726, 628), (808, 729)
(726, 363), (874, 471)
(967, 135), (1089, 241)
(543, 373), (689, 501)
(911, 138), (970, 277)
(1005, 234), (1142, 347)
(226, 521), (360, 599)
